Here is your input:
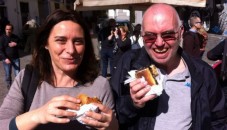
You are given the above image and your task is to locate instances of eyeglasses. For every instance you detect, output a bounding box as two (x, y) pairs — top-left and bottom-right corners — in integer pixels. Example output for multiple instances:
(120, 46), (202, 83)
(195, 22), (202, 24)
(142, 30), (179, 44)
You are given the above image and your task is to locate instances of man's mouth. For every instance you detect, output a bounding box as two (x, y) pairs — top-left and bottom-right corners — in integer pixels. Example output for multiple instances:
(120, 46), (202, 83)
(154, 48), (168, 53)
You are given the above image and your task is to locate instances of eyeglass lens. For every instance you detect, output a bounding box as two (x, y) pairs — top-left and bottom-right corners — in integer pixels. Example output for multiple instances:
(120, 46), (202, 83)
(143, 31), (177, 43)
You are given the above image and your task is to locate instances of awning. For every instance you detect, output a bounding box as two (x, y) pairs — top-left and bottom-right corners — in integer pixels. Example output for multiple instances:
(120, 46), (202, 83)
(76, 0), (206, 10)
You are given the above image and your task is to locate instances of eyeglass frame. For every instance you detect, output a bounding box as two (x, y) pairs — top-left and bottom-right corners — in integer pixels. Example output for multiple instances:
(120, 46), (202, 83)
(142, 26), (183, 44)
(195, 21), (202, 24)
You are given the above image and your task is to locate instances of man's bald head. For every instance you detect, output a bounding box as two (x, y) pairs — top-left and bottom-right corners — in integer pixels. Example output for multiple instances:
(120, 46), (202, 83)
(142, 4), (181, 31)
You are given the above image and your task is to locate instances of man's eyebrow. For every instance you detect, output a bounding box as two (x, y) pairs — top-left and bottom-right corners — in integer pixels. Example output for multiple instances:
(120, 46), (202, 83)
(54, 36), (65, 39)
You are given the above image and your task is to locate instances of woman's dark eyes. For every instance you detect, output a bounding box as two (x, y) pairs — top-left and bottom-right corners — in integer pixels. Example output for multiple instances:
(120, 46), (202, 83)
(74, 38), (84, 44)
(55, 38), (84, 44)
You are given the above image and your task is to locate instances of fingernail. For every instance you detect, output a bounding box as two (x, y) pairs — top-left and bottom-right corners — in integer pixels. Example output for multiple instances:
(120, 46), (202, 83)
(143, 81), (148, 86)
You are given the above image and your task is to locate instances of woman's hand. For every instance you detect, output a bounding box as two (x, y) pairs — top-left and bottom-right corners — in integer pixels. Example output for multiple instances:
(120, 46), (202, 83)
(32, 95), (80, 124)
(16, 95), (81, 130)
(81, 103), (115, 130)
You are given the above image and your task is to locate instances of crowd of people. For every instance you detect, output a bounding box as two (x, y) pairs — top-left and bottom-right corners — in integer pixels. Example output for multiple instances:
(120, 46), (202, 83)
(0, 3), (226, 130)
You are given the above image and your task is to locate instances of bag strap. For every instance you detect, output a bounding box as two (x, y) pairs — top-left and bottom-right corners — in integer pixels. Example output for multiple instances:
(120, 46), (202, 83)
(21, 65), (40, 112)
(221, 39), (227, 81)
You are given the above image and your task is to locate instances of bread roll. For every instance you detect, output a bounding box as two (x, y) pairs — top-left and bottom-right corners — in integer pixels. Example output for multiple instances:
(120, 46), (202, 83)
(135, 65), (158, 86)
(77, 94), (102, 105)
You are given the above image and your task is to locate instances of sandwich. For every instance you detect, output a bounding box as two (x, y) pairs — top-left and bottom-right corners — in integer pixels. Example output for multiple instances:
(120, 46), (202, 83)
(135, 65), (159, 86)
(77, 94), (102, 106)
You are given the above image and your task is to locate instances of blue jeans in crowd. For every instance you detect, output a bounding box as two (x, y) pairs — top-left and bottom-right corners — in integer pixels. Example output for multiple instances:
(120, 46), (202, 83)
(101, 48), (114, 77)
(3, 58), (20, 88)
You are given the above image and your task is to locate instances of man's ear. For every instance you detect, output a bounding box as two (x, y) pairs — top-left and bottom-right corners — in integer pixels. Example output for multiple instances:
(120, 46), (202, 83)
(179, 26), (184, 37)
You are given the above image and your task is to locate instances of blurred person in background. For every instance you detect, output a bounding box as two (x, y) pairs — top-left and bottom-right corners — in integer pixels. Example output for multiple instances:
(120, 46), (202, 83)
(112, 26), (131, 73)
(22, 19), (39, 54)
(98, 19), (116, 77)
(207, 38), (227, 106)
(130, 24), (143, 49)
(197, 25), (208, 57)
(183, 16), (204, 58)
(0, 23), (21, 89)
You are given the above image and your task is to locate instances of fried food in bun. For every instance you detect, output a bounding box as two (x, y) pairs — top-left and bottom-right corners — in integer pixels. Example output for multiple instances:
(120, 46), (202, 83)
(77, 94), (102, 105)
(135, 65), (158, 86)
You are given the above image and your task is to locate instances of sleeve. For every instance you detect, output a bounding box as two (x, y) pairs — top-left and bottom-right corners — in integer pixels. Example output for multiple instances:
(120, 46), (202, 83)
(99, 77), (115, 111)
(0, 36), (7, 60)
(110, 52), (141, 124)
(205, 66), (227, 129)
(9, 117), (19, 130)
(207, 40), (225, 61)
(13, 35), (23, 49)
(0, 70), (25, 130)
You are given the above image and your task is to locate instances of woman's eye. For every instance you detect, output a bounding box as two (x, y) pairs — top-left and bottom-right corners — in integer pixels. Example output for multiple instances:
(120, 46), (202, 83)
(74, 38), (84, 44)
(56, 39), (66, 44)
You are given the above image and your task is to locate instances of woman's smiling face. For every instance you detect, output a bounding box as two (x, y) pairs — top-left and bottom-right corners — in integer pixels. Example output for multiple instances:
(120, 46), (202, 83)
(46, 20), (85, 73)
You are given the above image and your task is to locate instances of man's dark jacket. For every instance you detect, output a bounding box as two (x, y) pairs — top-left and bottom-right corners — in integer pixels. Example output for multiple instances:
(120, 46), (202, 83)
(0, 34), (21, 60)
(110, 47), (227, 130)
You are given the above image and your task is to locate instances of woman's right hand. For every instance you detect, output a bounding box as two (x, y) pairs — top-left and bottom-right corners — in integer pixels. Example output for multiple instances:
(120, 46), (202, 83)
(32, 95), (80, 124)
(16, 95), (81, 129)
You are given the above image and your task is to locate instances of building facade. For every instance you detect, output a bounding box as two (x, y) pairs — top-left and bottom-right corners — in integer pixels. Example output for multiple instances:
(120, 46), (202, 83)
(0, 0), (74, 36)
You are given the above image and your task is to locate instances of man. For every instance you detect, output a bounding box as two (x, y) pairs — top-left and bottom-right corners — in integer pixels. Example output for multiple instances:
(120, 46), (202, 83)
(0, 24), (21, 89)
(98, 19), (116, 77)
(111, 4), (227, 130)
(183, 16), (204, 58)
(207, 38), (227, 105)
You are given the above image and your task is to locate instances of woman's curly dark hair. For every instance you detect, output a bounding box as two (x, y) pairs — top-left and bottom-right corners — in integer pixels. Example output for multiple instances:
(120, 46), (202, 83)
(31, 9), (99, 85)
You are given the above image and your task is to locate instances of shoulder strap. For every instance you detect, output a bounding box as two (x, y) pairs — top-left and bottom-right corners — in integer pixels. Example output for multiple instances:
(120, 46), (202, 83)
(21, 65), (40, 112)
(221, 39), (227, 81)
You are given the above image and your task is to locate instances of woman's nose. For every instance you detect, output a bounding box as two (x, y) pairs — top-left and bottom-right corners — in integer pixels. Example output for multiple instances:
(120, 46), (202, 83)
(65, 41), (76, 54)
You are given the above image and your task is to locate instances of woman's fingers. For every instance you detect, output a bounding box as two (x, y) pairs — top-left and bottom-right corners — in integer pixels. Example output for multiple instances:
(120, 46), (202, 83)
(80, 103), (113, 130)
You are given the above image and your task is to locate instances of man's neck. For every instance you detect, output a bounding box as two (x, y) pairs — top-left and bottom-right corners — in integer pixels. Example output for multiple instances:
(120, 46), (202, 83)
(160, 56), (186, 77)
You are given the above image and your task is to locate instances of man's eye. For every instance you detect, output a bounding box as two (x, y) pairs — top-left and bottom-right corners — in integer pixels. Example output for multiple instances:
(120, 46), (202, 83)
(162, 34), (176, 40)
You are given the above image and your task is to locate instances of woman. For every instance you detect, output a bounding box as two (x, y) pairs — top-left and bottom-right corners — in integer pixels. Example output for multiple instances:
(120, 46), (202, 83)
(197, 26), (208, 57)
(0, 9), (118, 130)
(112, 26), (131, 73)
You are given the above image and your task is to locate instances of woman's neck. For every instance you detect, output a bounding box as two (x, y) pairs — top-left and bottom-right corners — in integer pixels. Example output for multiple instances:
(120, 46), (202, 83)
(51, 69), (78, 87)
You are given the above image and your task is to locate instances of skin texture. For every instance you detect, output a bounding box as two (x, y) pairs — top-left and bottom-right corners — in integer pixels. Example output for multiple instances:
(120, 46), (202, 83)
(129, 4), (186, 108)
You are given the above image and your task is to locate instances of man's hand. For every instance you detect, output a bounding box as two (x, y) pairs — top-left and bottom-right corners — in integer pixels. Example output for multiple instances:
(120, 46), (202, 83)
(8, 41), (17, 47)
(129, 79), (157, 108)
(4, 58), (11, 64)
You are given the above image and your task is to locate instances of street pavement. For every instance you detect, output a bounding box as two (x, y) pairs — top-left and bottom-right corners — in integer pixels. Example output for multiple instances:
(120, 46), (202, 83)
(0, 34), (226, 106)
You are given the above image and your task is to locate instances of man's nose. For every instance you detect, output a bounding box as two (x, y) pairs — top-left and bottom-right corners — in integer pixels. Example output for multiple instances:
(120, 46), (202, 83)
(154, 35), (164, 46)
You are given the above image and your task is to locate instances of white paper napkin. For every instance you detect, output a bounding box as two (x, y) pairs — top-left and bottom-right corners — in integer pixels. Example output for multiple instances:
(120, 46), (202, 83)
(124, 69), (164, 96)
(67, 104), (99, 124)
